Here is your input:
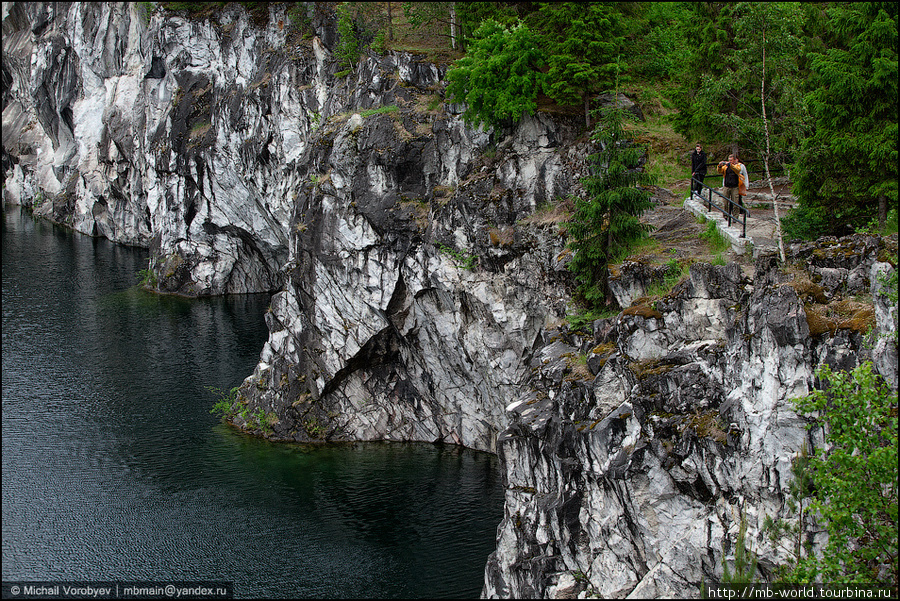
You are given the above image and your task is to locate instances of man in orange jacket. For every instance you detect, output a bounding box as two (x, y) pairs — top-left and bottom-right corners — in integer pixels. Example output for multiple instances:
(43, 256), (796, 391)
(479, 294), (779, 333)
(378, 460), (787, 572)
(717, 154), (746, 218)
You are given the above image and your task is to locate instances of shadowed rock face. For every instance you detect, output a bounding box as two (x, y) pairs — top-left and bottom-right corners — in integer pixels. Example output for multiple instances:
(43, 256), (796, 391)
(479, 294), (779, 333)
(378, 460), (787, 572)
(5, 3), (897, 599)
(2, 2), (581, 298)
(235, 80), (583, 453)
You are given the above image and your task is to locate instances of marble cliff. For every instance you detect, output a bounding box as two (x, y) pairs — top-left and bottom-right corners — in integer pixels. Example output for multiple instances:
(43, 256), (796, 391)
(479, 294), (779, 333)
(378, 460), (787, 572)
(3, 3), (896, 598)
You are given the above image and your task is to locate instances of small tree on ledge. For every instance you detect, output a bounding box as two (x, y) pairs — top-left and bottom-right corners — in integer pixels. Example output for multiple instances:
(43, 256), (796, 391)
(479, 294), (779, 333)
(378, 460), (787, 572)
(445, 19), (545, 129)
(566, 98), (655, 311)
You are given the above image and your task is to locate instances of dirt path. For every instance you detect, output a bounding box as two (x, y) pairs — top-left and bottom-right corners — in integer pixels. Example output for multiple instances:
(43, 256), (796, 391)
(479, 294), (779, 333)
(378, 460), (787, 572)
(627, 188), (755, 271)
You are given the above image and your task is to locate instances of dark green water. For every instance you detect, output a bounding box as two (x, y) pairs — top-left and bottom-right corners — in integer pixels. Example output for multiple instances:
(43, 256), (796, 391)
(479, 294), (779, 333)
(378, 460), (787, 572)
(1, 206), (504, 599)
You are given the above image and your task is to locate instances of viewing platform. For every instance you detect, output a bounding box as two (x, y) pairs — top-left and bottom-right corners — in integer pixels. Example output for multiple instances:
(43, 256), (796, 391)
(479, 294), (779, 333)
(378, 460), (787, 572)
(684, 178), (795, 258)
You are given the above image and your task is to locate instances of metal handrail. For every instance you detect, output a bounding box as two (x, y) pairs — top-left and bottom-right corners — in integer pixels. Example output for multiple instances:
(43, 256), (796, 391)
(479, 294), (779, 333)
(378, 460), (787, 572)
(700, 161), (784, 173)
(692, 175), (749, 239)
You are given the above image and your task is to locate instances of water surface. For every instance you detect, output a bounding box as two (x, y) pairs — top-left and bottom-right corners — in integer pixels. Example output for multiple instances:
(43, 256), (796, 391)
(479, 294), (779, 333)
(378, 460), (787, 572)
(2, 206), (504, 598)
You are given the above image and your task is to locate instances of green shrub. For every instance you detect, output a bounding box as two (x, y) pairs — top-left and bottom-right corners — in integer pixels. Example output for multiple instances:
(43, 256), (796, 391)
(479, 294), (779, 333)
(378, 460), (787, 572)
(437, 243), (476, 270)
(208, 385), (241, 420)
(565, 310), (600, 334)
(645, 258), (687, 297)
(445, 19), (545, 129)
(789, 362), (898, 586)
(856, 208), (900, 237)
(700, 220), (729, 252)
(782, 203), (843, 241)
(137, 268), (158, 288)
(360, 105), (398, 117)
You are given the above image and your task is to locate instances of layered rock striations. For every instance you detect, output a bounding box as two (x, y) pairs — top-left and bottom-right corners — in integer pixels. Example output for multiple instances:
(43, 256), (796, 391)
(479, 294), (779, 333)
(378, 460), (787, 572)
(241, 104), (584, 450)
(4, 3), (897, 599)
(4, 1), (295, 293)
(483, 237), (898, 598)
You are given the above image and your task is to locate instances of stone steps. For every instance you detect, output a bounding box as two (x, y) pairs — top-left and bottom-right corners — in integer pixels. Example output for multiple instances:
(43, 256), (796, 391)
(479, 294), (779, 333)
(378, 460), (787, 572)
(684, 195), (780, 256)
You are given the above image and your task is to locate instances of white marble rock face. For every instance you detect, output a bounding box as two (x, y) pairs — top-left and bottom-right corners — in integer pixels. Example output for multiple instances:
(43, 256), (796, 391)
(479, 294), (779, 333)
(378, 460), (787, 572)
(3, 4), (896, 599)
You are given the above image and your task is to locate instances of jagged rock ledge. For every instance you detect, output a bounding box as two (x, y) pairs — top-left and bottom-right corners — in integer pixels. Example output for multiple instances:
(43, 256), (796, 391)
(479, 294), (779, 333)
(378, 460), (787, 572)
(483, 235), (897, 599)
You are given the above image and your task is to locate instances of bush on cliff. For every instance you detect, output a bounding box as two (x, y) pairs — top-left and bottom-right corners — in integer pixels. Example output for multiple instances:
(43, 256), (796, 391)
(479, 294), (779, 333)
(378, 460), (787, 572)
(445, 19), (545, 129)
(791, 361), (898, 586)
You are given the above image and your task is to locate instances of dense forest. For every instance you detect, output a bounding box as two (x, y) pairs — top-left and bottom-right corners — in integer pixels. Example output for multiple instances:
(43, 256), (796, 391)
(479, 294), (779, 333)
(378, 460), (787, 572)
(358, 2), (897, 238)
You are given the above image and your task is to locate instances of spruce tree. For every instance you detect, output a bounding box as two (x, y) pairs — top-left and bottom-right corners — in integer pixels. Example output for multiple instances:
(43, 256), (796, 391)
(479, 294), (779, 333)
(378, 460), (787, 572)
(567, 100), (654, 310)
(790, 2), (898, 236)
(445, 19), (545, 129)
(670, 2), (742, 145)
(533, 2), (624, 128)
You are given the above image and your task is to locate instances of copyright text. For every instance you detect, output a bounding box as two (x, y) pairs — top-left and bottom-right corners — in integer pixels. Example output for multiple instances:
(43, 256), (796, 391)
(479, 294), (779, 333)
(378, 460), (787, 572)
(2, 582), (233, 599)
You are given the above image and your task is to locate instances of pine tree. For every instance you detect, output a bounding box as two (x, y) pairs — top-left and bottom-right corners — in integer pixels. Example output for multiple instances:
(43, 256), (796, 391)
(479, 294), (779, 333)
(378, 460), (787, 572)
(533, 2), (624, 128)
(763, 445), (816, 582)
(722, 510), (759, 587)
(567, 99), (654, 310)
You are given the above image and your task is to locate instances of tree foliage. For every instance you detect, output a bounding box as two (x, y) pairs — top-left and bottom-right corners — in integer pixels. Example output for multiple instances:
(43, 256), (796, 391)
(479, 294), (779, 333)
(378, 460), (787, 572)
(791, 2), (899, 236)
(402, 2), (459, 48)
(763, 445), (817, 582)
(672, 2), (807, 159)
(628, 3), (692, 80)
(335, 3), (395, 70)
(567, 104), (654, 310)
(669, 2), (743, 146)
(663, 1), (897, 238)
(445, 19), (545, 129)
(320, 2), (896, 237)
(792, 361), (898, 586)
(335, 3), (360, 71)
(723, 511), (760, 587)
(532, 2), (625, 127)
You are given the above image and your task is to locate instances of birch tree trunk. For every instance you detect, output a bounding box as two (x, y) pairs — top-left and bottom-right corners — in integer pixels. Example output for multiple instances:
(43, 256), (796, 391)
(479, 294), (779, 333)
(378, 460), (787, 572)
(450, 3), (457, 50)
(761, 30), (786, 263)
(386, 2), (393, 41)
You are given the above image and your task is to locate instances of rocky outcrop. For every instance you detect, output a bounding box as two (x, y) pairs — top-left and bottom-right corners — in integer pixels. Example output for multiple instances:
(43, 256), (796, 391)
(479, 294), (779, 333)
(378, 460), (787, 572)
(235, 72), (585, 452)
(483, 237), (897, 598)
(5, 3), (897, 599)
(4, 2), (295, 293)
(4, 2), (580, 297)
(2, 1), (585, 449)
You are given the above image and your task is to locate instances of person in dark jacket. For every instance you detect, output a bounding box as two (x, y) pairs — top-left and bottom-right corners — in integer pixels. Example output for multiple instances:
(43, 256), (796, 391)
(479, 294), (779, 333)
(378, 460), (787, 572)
(690, 143), (707, 196)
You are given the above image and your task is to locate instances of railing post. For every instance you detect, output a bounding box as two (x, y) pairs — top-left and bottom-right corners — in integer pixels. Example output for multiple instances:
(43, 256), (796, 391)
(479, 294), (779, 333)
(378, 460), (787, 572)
(742, 206), (747, 239)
